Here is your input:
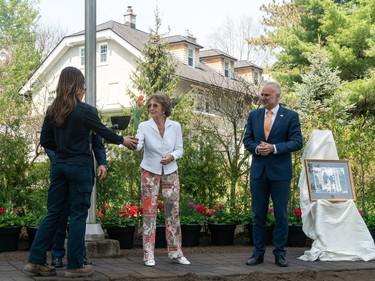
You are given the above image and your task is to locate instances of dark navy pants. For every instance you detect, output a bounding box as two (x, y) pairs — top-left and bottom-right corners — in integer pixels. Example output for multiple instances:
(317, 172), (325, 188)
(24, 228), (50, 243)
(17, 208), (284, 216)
(250, 170), (290, 257)
(28, 162), (92, 269)
(51, 199), (87, 259)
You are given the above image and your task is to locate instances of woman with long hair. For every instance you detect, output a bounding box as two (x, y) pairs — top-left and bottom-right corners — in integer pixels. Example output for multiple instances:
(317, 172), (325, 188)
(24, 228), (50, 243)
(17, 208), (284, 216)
(24, 66), (138, 278)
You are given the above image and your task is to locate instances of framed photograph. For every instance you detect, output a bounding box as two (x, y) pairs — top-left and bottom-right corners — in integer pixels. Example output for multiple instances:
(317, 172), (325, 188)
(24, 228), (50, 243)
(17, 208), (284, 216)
(304, 159), (355, 201)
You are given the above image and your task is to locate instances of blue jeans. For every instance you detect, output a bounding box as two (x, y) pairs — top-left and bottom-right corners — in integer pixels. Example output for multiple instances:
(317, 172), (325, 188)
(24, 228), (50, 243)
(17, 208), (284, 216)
(28, 162), (92, 269)
(51, 200), (87, 259)
(250, 172), (290, 257)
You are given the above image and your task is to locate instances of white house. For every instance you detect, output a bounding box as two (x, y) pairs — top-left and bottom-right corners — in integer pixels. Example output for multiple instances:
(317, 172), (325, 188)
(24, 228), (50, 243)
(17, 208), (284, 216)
(21, 6), (263, 116)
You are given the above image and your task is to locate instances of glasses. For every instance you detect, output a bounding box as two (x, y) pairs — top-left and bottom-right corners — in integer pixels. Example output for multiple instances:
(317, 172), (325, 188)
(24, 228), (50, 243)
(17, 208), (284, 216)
(147, 103), (161, 109)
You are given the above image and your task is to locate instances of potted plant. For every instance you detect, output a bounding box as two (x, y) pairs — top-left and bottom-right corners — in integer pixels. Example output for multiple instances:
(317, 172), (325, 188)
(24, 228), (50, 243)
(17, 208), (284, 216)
(206, 203), (240, 246)
(0, 206), (22, 252)
(98, 203), (141, 249)
(287, 207), (307, 247)
(22, 211), (45, 249)
(180, 202), (207, 247)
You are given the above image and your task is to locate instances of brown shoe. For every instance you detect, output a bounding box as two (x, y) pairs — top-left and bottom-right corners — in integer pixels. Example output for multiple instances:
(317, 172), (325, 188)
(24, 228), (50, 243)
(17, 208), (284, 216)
(65, 264), (94, 278)
(24, 263), (56, 276)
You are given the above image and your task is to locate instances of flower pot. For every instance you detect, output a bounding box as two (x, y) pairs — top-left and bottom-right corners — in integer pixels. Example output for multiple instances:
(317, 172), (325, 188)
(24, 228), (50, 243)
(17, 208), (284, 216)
(181, 224), (201, 247)
(0, 226), (21, 252)
(208, 223), (236, 246)
(287, 225), (307, 247)
(106, 226), (136, 249)
(155, 225), (167, 248)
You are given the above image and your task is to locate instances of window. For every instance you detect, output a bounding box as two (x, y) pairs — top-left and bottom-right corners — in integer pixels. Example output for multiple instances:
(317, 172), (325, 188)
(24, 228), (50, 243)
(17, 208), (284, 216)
(188, 48), (194, 67)
(99, 43), (107, 63)
(79, 47), (85, 66)
(224, 61), (230, 78)
(254, 72), (259, 85)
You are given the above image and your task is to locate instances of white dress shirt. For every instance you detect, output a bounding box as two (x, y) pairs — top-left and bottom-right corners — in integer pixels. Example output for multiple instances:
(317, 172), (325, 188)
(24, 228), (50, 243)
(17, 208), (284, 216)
(136, 118), (183, 175)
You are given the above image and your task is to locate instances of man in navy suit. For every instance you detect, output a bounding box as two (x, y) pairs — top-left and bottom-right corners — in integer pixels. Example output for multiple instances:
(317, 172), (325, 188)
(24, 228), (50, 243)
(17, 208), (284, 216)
(243, 82), (303, 267)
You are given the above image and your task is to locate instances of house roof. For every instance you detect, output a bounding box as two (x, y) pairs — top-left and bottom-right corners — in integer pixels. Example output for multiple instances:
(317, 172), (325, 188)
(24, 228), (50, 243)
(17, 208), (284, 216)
(21, 19), (257, 95)
(71, 20), (241, 90)
(164, 35), (204, 49)
(234, 60), (263, 70)
(199, 49), (238, 61)
(68, 20), (150, 52)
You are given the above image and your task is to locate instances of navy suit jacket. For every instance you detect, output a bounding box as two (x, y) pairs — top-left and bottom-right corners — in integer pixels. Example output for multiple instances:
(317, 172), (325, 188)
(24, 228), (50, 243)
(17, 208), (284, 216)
(45, 133), (107, 174)
(243, 105), (303, 181)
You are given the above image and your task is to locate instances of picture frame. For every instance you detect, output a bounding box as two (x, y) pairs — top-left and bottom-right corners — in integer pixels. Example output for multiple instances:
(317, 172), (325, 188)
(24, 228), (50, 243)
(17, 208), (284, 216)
(304, 159), (355, 202)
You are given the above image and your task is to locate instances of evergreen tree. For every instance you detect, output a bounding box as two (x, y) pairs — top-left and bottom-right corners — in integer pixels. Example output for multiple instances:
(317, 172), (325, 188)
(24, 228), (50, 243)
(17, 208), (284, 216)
(129, 9), (178, 97)
(257, 0), (375, 113)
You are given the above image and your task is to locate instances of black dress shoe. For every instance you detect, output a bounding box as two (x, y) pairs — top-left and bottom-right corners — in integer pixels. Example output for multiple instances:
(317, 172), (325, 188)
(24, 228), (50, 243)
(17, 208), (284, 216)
(275, 255), (288, 267)
(51, 256), (63, 268)
(246, 255), (264, 266)
(83, 257), (92, 265)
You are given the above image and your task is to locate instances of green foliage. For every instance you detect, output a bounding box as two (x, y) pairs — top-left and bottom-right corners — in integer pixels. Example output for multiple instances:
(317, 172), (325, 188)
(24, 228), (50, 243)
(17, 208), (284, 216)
(156, 202), (165, 225)
(21, 211), (45, 227)
(0, 0), (41, 208)
(96, 146), (142, 211)
(22, 162), (50, 213)
(129, 9), (178, 97)
(240, 211), (253, 226)
(0, 134), (31, 206)
(363, 213), (375, 228)
(178, 131), (228, 208)
(0, 206), (22, 227)
(261, 0), (375, 113)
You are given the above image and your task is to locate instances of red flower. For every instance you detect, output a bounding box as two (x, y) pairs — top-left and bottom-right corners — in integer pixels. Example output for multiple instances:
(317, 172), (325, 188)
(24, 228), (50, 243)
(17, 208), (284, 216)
(294, 208), (302, 217)
(136, 95), (144, 107)
(0, 208), (5, 214)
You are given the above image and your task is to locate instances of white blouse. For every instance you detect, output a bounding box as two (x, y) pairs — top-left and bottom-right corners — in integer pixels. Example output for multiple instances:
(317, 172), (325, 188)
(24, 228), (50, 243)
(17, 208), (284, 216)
(135, 118), (183, 175)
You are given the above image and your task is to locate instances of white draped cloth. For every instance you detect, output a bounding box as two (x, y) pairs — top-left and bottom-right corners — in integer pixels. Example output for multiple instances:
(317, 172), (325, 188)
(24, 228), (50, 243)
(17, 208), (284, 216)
(298, 130), (375, 261)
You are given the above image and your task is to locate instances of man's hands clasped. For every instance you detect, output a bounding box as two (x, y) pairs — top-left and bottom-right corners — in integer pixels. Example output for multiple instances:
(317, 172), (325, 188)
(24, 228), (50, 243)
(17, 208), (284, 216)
(123, 136), (138, 150)
(257, 141), (274, 156)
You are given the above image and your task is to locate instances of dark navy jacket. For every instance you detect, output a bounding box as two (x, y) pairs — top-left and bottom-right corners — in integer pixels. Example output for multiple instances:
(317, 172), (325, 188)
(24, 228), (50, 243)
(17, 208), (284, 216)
(41, 102), (121, 164)
(243, 105), (303, 181)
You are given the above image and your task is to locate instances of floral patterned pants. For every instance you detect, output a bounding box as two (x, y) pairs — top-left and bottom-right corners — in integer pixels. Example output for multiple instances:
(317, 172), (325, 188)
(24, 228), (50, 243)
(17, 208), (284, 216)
(141, 169), (184, 261)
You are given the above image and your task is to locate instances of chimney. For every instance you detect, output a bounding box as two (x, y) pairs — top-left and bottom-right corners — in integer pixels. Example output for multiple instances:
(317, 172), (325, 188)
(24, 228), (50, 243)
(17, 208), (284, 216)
(185, 29), (197, 43)
(124, 6), (136, 28)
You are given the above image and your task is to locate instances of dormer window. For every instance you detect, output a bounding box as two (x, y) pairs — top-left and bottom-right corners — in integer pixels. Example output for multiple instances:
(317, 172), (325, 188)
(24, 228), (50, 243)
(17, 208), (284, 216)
(188, 48), (194, 67)
(224, 61), (230, 78)
(254, 71), (259, 85)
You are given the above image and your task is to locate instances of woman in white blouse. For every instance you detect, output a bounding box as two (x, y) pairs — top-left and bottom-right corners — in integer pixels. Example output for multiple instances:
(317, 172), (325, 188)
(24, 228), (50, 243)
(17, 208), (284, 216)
(136, 92), (190, 267)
